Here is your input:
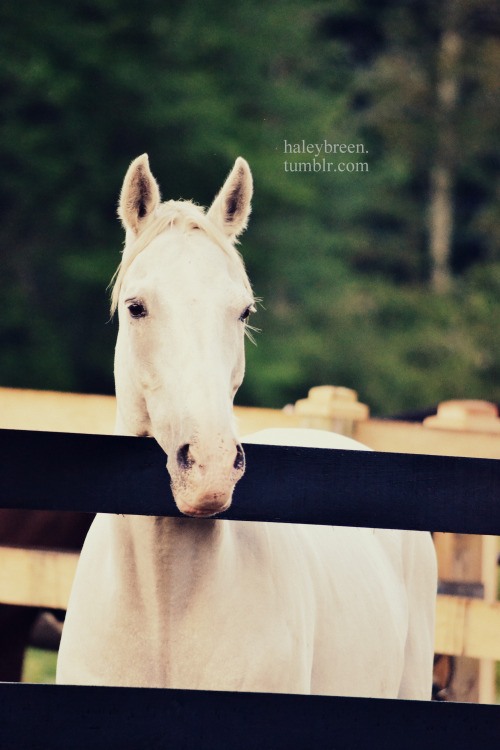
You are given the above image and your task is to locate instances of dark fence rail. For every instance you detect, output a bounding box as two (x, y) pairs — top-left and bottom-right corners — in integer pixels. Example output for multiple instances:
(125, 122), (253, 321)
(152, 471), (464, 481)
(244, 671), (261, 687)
(0, 427), (499, 748)
(0, 683), (499, 750)
(1, 428), (500, 534)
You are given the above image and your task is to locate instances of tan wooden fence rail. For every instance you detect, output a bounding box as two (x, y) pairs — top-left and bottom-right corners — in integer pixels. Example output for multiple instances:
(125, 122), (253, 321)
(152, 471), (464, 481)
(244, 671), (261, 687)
(1, 385), (499, 702)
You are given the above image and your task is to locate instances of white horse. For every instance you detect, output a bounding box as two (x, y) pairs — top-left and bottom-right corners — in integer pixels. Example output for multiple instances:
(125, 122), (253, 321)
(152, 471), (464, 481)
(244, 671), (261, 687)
(56, 155), (437, 699)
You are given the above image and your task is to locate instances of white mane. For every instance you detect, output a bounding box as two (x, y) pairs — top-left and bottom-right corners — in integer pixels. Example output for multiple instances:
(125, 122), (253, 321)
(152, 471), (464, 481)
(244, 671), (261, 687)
(110, 199), (252, 315)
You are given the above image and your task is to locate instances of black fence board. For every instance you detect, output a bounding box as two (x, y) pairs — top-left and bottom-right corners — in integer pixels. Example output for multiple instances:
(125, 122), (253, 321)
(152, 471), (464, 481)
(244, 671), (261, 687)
(1, 428), (500, 533)
(0, 683), (497, 750)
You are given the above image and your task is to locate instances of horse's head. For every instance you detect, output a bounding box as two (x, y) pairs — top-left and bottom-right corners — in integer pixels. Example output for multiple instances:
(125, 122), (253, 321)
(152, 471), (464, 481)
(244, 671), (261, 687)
(112, 155), (255, 517)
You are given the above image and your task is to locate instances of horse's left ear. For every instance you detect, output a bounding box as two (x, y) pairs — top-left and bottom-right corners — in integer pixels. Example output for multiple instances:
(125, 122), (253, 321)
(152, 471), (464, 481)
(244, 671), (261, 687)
(118, 154), (161, 235)
(206, 157), (253, 241)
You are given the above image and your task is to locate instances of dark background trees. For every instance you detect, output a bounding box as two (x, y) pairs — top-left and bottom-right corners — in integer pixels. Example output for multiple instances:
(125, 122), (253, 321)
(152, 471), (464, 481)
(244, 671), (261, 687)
(1, 0), (500, 414)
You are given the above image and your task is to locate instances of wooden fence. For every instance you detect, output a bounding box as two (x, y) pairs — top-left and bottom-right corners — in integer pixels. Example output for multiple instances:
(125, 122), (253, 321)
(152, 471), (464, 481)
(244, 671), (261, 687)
(1, 386), (499, 698)
(0, 386), (500, 747)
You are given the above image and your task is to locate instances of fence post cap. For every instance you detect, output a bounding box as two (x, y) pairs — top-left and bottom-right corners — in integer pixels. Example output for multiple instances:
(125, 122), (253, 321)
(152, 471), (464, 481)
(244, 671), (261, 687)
(294, 385), (369, 420)
(424, 399), (500, 432)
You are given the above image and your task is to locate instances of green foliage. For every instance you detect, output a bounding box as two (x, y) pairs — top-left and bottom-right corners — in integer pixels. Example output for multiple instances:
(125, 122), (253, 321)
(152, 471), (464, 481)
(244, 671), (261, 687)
(241, 264), (500, 414)
(1, 0), (500, 415)
(22, 648), (57, 684)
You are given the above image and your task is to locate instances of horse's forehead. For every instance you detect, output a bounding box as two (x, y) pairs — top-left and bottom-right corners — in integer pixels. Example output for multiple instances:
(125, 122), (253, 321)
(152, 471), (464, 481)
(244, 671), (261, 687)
(125, 229), (247, 295)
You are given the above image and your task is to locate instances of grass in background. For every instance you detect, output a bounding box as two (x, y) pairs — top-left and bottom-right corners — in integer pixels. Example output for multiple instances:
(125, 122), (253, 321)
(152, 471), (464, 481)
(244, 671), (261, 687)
(22, 647), (57, 684)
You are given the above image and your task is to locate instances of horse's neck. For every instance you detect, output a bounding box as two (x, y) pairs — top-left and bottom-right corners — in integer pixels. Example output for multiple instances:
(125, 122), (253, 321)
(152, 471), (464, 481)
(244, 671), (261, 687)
(121, 515), (227, 559)
(108, 514), (230, 606)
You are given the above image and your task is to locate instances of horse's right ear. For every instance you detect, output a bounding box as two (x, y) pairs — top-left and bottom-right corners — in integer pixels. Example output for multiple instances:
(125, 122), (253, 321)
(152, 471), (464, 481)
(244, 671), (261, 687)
(118, 154), (161, 235)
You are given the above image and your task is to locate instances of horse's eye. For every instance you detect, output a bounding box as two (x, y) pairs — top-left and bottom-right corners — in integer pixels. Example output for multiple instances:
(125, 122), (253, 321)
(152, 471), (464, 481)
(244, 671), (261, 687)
(128, 302), (147, 319)
(239, 304), (256, 322)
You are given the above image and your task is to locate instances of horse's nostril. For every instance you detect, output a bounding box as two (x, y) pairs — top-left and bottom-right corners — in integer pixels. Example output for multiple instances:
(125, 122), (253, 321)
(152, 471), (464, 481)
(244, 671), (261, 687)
(177, 442), (244, 474)
(234, 444), (245, 472)
(177, 444), (194, 469)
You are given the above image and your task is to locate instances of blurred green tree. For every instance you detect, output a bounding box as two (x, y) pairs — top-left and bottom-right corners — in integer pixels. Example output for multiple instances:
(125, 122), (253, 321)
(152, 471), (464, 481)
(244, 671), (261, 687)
(0, 0), (346, 394)
(325, 0), (500, 286)
(1, 0), (500, 415)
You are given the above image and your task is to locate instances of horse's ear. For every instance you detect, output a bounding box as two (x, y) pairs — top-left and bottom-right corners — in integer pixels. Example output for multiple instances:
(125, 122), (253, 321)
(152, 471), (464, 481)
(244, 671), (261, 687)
(118, 154), (161, 235)
(206, 157), (253, 241)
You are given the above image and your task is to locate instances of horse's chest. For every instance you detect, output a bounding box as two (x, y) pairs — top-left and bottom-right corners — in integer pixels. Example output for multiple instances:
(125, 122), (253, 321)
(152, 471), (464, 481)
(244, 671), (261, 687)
(301, 528), (408, 696)
(160, 526), (407, 696)
(59, 520), (409, 696)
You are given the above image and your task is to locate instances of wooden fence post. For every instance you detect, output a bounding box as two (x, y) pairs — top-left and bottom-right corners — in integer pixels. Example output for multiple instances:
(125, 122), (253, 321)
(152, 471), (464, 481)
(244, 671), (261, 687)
(424, 400), (499, 704)
(294, 386), (369, 437)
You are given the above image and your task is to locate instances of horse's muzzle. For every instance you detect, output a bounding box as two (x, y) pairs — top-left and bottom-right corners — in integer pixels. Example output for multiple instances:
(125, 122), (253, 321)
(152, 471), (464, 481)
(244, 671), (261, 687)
(169, 439), (245, 517)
